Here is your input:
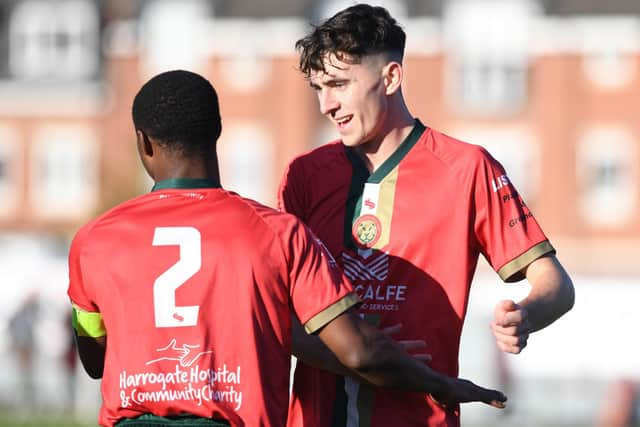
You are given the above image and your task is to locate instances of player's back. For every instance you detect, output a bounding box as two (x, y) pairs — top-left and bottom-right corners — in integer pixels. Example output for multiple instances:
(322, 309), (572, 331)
(72, 185), (299, 426)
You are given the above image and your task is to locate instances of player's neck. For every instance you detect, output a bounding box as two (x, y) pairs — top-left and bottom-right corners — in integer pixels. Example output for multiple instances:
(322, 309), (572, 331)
(155, 156), (221, 183)
(356, 113), (415, 173)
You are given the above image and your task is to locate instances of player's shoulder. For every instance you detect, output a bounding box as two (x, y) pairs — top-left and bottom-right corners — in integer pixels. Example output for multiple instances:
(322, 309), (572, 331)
(421, 126), (496, 168)
(69, 194), (153, 254)
(231, 193), (304, 233)
(286, 140), (346, 176)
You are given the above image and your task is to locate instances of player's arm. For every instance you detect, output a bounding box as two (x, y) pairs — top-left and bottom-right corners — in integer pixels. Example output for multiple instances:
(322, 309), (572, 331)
(316, 308), (507, 409)
(492, 254), (575, 354)
(71, 305), (106, 379)
(291, 314), (354, 377)
(521, 253), (574, 332)
(293, 314), (429, 381)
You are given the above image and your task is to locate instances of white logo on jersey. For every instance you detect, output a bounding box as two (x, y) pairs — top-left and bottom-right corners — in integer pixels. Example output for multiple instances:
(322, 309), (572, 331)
(146, 338), (213, 367)
(491, 174), (511, 192)
(341, 250), (389, 281)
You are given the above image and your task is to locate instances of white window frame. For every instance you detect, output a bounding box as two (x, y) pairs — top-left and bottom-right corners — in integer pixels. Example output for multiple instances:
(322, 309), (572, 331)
(140, 0), (210, 75)
(579, 17), (640, 90)
(218, 123), (273, 205)
(577, 126), (637, 228)
(9, 0), (99, 80)
(444, 0), (538, 115)
(29, 124), (99, 220)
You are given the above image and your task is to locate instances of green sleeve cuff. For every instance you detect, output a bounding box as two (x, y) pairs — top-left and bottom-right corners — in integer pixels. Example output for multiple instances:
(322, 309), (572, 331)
(72, 305), (106, 338)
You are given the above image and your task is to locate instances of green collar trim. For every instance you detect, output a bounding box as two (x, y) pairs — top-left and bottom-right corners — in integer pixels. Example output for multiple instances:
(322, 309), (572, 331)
(367, 119), (426, 183)
(151, 178), (221, 192)
(344, 119), (425, 184)
(341, 119), (426, 250)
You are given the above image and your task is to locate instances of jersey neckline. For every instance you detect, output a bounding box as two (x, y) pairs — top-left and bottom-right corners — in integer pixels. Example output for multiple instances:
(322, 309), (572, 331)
(344, 118), (426, 184)
(342, 119), (426, 250)
(151, 178), (221, 192)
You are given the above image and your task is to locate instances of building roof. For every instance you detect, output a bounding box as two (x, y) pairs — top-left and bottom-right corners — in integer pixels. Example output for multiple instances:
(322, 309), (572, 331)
(103, 0), (640, 21)
(543, 0), (640, 15)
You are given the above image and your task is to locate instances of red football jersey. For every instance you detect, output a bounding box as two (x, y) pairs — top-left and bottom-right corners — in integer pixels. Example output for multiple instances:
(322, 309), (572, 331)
(67, 179), (359, 427)
(279, 120), (554, 427)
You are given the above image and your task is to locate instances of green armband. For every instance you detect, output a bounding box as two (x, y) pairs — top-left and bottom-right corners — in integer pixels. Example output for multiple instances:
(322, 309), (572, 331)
(72, 305), (106, 338)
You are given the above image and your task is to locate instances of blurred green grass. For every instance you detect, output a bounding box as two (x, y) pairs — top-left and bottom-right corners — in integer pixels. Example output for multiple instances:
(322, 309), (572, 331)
(0, 412), (95, 427)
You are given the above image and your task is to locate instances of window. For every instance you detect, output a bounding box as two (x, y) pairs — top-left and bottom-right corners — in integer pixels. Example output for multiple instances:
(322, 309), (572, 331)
(453, 61), (527, 113)
(580, 18), (639, 90)
(577, 126), (637, 227)
(0, 124), (19, 217)
(218, 124), (273, 205)
(140, 0), (211, 74)
(444, 0), (539, 114)
(9, 0), (99, 81)
(29, 125), (98, 219)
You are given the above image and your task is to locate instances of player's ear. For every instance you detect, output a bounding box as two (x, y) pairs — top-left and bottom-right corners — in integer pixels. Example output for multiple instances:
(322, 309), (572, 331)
(136, 130), (154, 157)
(382, 61), (403, 96)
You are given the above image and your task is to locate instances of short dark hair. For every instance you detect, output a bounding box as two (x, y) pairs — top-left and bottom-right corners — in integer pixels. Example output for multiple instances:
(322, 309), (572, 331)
(296, 4), (406, 77)
(132, 70), (222, 156)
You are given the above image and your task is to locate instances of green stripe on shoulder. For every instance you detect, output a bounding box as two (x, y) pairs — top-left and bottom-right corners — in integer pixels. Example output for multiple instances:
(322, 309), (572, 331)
(72, 305), (106, 338)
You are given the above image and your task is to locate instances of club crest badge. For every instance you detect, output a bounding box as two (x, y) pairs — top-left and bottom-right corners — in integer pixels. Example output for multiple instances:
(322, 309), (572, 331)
(352, 214), (382, 249)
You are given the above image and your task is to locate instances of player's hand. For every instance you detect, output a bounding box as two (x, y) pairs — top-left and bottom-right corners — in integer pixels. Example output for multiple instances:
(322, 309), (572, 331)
(382, 323), (431, 364)
(430, 377), (507, 414)
(491, 300), (530, 354)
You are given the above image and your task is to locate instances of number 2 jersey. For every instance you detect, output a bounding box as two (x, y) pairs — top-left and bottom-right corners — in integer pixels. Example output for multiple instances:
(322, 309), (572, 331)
(67, 178), (359, 427)
(278, 120), (555, 427)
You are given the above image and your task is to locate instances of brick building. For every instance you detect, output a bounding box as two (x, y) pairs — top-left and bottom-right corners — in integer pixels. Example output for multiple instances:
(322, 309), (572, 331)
(0, 0), (637, 275)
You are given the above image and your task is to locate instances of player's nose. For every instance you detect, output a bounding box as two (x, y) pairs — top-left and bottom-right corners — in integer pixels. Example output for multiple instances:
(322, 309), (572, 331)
(318, 89), (338, 116)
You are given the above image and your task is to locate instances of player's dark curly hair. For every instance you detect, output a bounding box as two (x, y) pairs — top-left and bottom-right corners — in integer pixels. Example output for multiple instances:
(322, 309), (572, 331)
(132, 70), (222, 156)
(296, 4), (406, 77)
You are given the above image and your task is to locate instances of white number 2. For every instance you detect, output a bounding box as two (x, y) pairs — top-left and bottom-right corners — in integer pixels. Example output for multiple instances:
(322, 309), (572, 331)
(152, 227), (201, 328)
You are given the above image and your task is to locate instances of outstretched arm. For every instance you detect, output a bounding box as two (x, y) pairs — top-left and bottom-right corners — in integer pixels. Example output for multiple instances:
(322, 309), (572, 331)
(292, 315), (430, 380)
(292, 314), (354, 377)
(318, 309), (507, 409)
(492, 254), (575, 353)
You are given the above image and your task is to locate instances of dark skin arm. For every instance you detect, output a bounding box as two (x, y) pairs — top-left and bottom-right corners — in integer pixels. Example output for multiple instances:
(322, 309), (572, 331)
(292, 314), (354, 377)
(292, 315), (430, 382)
(316, 309), (507, 409)
(74, 333), (106, 379)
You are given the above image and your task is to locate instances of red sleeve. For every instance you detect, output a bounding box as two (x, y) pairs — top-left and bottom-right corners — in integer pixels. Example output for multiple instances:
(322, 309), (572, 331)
(277, 159), (308, 220)
(67, 222), (100, 312)
(472, 148), (555, 282)
(281, 217), (359, 333)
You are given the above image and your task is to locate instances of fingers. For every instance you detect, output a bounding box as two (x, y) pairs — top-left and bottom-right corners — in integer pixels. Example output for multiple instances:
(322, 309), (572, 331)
(494, 300), (528, 327)
(381, 323), (403, 337)
(398, 339), (431, 363)
(398, 339), (426, 351)
(380, 323), (432, 362)
(491, 320), (530, 354)
(412, 354), (432, 363)
(494, 299), (517, 317)
(482, 389), (507, 409)
(467, 381), (507, 408)
(501, 309), (528, 326)
(439, 378), (508, 411)
(488, 398), (507, 409)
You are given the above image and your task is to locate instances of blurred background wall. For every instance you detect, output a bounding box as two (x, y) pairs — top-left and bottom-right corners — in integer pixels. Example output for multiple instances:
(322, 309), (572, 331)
(0, 0), (638, 425)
